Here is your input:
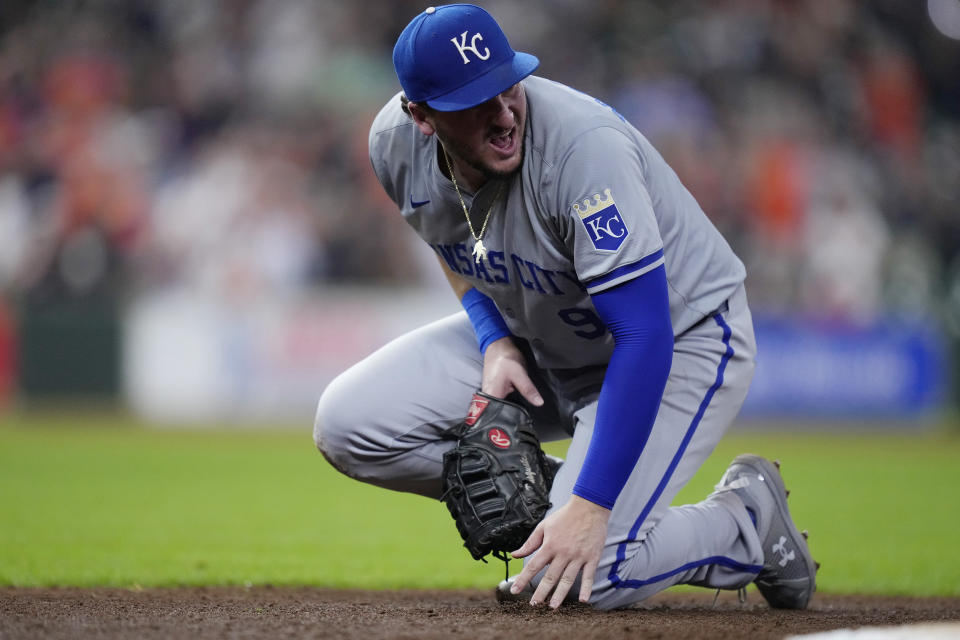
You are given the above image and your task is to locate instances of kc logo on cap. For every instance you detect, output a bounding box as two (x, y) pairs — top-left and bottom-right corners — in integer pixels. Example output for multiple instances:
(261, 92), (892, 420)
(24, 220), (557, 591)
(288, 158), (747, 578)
(392, 4), (539, 112)
(451, 30), (491, 64)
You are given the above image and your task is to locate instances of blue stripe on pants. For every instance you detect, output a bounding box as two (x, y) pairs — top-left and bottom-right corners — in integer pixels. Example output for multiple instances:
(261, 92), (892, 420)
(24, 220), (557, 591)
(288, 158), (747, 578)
(609, 312), (758, 589)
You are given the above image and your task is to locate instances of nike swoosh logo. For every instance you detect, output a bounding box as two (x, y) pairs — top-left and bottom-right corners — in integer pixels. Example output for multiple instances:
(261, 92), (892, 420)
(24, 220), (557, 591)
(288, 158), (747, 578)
(410, 195), (431, 208)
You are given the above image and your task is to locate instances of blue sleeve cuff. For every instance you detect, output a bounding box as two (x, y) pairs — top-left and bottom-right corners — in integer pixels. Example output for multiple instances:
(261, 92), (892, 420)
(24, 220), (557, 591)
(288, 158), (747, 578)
(461, 288), (511, 354)
(572, 485), (616, 511)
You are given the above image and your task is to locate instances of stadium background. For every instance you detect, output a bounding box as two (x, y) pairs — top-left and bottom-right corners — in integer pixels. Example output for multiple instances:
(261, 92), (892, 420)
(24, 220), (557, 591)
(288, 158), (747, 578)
(0, 0), (960, 425)
(1, 0), (958, 424)
(0, 4), (956, 431)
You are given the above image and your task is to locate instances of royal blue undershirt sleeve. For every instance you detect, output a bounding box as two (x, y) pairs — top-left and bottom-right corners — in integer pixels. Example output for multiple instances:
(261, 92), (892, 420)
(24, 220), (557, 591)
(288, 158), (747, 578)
(461, 287), (511, 354)
(572, 264), (674, 510)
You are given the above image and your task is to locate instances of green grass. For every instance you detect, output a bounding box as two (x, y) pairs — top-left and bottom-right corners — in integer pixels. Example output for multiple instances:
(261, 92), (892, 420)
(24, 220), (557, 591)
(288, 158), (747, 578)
(1, 411), (958, 596)
(671, 428), (960, 597)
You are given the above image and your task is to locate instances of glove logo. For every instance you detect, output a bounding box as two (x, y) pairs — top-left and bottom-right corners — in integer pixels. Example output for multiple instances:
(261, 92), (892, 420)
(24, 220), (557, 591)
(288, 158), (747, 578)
(465, 394), (490, 426)
(488, 427), (511, 449)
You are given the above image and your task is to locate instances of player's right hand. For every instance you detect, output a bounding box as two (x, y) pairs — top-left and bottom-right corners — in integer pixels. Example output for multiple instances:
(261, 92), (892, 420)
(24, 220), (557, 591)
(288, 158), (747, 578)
(510, 494), (610, 608)
(481, 337), (544, 407)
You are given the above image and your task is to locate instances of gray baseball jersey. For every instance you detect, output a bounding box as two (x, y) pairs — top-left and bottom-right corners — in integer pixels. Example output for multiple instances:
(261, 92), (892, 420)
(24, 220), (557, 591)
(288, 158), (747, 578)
(369, 75), (746, 370)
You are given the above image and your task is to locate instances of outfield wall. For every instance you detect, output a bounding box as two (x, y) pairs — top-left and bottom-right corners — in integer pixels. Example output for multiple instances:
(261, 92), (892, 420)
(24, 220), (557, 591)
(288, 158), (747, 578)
(123, 288), (462, 424)
(122, 288), (950, 426)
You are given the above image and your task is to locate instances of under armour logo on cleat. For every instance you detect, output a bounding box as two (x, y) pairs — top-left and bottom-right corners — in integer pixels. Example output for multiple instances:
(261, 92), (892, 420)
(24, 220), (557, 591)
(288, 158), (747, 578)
(772, 536), (796, 567)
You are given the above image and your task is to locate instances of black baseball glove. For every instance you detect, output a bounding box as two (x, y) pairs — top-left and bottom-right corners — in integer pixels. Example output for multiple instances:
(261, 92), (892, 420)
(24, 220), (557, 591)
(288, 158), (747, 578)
(441, 391), (554, 563)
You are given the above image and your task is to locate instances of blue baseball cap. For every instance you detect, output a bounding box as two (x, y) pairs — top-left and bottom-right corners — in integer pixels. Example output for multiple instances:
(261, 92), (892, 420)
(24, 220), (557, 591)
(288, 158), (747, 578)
(393, 4), (539, 112)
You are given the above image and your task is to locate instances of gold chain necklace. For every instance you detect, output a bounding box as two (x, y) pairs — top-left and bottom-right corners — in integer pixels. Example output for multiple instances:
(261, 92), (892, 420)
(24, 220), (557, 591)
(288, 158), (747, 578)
(442, 146), (503, 264)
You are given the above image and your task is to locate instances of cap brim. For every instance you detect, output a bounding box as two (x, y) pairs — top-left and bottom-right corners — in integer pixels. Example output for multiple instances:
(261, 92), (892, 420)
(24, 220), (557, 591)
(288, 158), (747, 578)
(426, 52), (539, 112)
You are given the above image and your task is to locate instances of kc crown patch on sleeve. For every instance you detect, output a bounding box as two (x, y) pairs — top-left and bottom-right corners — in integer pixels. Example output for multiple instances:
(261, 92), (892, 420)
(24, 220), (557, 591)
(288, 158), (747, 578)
(572, 188), (629, 252)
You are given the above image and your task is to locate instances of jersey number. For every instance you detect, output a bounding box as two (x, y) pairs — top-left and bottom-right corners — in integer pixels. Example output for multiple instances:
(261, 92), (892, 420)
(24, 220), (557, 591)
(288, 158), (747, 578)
(557, 307), (607, 340)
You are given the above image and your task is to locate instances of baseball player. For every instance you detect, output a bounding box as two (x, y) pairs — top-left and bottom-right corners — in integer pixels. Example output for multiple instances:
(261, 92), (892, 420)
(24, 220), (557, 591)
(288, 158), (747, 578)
(315, 4), (816, 610)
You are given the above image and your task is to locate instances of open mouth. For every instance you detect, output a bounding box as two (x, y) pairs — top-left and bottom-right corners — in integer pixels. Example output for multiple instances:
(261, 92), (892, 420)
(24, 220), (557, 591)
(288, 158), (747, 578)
(488, 127), (517, 155)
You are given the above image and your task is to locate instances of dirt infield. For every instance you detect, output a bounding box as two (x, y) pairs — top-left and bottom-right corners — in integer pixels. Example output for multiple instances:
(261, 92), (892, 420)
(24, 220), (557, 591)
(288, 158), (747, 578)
(2, 587), (959, 639)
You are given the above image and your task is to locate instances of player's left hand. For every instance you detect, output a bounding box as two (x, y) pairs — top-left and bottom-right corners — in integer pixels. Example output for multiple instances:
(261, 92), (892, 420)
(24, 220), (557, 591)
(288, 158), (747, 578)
(481, 337), (544, 407)
(509, 494), (610, 608)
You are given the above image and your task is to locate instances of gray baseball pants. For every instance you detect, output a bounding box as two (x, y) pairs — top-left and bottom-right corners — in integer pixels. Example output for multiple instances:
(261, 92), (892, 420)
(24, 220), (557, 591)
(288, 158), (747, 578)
(314, 284), (761, 609)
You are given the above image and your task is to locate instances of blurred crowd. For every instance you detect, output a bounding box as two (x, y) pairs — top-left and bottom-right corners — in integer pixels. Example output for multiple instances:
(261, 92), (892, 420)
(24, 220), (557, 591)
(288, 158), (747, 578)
(0, 0), (958, 327)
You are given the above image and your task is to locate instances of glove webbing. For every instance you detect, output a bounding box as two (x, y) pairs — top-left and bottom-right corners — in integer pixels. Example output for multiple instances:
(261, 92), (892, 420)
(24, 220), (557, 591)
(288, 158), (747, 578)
(440, 445), (546, 579)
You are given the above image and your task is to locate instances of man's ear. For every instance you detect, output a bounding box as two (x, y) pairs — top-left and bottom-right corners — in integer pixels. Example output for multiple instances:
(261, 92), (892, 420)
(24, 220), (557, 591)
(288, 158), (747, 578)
(408, 102), (437, 136)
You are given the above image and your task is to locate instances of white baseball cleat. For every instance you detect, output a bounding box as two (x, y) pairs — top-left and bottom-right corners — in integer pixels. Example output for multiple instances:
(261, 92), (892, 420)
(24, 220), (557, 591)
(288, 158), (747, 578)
(714, 454), (819, 609)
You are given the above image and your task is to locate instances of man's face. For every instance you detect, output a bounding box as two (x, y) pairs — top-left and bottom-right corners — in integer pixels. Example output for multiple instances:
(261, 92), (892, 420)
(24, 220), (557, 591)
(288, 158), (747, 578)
(413, 83), (527, 187)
